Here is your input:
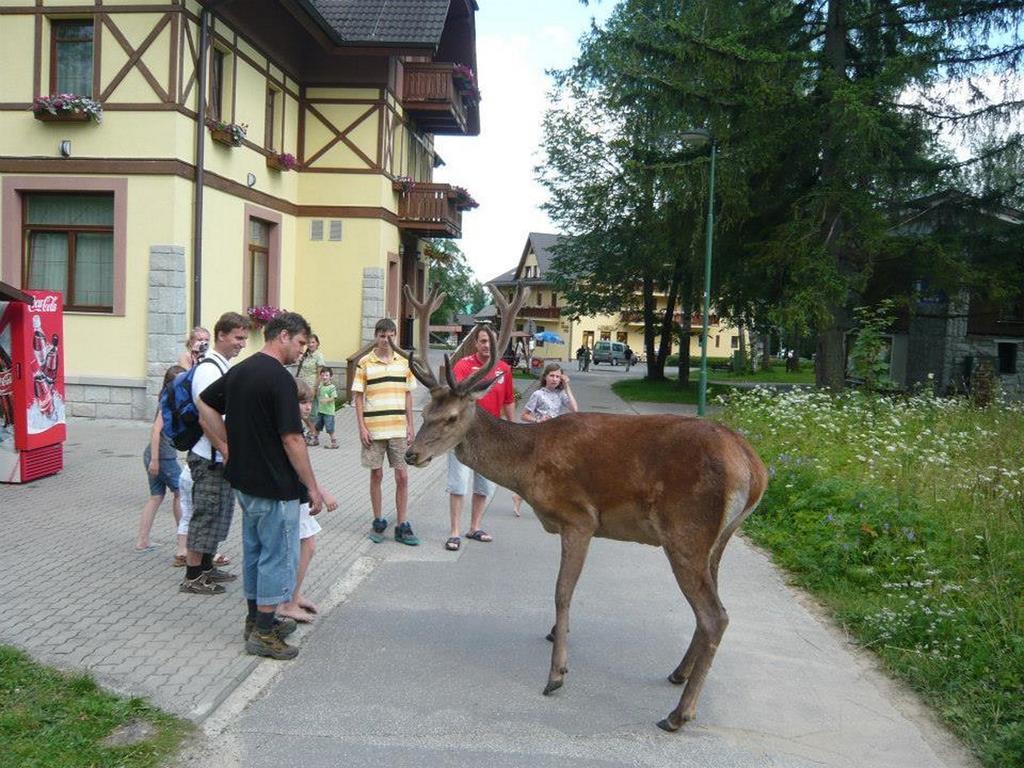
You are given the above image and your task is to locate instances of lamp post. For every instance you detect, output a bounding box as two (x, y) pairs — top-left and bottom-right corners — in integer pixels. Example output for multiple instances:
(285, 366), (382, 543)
(680, 129), (717, 417)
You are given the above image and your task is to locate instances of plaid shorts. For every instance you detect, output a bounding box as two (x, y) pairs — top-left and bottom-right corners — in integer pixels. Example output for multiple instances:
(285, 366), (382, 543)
(186, 454), (235, 554)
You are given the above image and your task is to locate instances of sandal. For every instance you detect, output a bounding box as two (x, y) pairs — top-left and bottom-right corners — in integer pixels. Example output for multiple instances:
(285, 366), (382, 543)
(465, 530), (493, 542)
(212, 553), (231, 567)
(171, 554), (187, 567)
(445, 536), (461, 551)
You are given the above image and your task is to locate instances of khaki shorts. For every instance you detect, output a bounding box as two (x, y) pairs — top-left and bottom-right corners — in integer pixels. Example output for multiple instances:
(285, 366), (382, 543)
(361, 437), (408, 469)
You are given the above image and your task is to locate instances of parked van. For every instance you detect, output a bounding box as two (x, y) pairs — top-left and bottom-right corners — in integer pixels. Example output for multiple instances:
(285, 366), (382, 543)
(592, 340), (628, 365)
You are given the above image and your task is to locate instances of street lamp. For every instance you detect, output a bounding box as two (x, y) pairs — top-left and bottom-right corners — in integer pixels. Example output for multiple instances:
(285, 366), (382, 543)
(681, 128), (717, 416)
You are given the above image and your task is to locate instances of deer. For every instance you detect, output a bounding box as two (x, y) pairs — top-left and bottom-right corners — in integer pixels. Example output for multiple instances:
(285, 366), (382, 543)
(393, 282), (768, 731)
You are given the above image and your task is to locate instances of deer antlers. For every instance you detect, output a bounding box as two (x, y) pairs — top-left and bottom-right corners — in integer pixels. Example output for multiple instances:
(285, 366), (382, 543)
(394, 281), (530, 394)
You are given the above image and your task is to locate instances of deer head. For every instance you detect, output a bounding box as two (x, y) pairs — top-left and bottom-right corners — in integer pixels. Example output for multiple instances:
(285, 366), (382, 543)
(396, 282), (530, 467)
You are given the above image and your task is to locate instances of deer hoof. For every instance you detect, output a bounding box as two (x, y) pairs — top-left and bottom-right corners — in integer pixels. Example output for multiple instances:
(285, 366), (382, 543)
(668, 671), (687, 685)
(656, 718), (679, 732)
(542, 680), (563, 696)
(545, 631), (554, 642)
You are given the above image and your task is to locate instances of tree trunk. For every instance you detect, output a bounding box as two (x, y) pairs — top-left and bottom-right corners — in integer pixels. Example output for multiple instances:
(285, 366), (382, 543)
(737, 321), (747, 372)
(815, 324), (846, 389)
(642, 272), (666, 380)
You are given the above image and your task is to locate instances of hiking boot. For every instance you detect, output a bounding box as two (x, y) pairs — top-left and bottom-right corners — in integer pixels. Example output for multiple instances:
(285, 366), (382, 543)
(371, 517), (388, 534)
(246, 629), (299, 660)
(179, 573), (225, 595)
(203, 567), (237, 583)
(243, 616), (298, 642)
(394, 521), (420, 546)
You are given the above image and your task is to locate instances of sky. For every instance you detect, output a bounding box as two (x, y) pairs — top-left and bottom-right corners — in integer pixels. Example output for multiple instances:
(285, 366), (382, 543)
(433, 0), (615, 282)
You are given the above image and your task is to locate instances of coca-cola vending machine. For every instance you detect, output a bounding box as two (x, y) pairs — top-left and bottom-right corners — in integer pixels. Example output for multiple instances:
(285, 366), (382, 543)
(0, 283), (66, 483)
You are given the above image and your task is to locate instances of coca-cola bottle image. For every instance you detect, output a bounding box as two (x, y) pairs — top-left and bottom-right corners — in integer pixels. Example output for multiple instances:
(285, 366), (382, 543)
(0, 344), (13, 428)
(34, 371), (54, 418)
(32, 314), (46, 369)
(43, 333), (59, 384)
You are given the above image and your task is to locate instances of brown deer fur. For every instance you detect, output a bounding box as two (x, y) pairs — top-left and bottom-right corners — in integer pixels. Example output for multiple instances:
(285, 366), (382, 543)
(398, 283), (768, 731)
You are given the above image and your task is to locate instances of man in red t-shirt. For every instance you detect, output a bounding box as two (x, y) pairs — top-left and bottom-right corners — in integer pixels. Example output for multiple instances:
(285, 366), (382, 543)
(444, 327), (516, 551)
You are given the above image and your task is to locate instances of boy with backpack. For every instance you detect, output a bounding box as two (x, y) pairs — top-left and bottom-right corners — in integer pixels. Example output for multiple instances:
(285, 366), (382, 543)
(166, 311), (250, 595)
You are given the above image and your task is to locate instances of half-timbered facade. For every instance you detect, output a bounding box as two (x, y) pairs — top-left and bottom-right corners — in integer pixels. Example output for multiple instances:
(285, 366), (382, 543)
(0, 0), (480, 418)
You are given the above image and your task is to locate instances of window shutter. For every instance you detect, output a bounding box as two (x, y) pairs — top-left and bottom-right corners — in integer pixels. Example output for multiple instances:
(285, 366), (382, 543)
(310, 219), (323, 241)
(328, 219), (342, 241)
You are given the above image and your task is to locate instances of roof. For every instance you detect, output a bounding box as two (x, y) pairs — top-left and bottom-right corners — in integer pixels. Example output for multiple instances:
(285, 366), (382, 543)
(489, 232), (567, 286)
(306, 0), (453, 46)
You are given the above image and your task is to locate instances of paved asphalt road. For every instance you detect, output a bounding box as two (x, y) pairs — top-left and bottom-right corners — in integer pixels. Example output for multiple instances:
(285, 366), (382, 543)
(184, 362), (974, 768)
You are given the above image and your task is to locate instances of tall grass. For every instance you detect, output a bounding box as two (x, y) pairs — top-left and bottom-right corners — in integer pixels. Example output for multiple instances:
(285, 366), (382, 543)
(719, 388), (1024, 766)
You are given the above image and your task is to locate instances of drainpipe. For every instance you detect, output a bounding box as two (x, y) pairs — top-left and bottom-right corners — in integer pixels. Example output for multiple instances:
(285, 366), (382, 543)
(191, 2), (227, 328)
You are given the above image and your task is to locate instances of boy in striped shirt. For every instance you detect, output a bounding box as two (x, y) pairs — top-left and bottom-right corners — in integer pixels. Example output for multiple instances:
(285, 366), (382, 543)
(352, 318), (419, 545)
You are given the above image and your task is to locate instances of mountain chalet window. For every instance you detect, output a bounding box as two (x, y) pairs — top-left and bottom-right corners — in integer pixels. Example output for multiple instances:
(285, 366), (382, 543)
(23, 193), (114, 312)
(997, 342), (1018, 375)
(51, 20), (94, 96)
(248, 219), (271, 307)
(209, 48), (227, 121)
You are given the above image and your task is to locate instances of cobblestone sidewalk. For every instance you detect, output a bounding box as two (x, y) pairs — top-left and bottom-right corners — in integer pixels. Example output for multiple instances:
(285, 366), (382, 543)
(0, 403), (447, 720)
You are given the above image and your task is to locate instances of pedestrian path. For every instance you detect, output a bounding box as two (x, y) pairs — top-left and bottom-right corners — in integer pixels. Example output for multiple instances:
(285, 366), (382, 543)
(0, 404), (447, 719)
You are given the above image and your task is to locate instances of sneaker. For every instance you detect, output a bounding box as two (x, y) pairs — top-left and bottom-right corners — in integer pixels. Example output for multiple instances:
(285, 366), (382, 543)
(245, 629), (299, 660)
(203, 567), (238, 583)
(243, 616), (298, 642)
(371, 517), (388, 534)
(179, 573), (225, 595)
(394, 521), (420, 546)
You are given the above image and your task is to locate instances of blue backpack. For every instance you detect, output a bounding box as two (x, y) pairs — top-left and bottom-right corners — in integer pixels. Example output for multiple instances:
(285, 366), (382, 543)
(159, 358), (222, 451)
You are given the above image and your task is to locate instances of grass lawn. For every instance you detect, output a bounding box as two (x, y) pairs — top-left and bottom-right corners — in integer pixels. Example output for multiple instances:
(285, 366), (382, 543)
(710, 363), (815, 384)
(0, 645), (191, 768)
(719, 389), (1024, 767)
(611, 376), (727, 404)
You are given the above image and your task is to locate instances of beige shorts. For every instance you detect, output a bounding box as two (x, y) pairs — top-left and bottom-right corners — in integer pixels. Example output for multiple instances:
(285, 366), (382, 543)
(361, 437), (408, 470)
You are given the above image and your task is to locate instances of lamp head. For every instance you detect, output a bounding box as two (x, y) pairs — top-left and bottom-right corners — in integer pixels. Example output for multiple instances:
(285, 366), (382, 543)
(680, 128), (713, 147)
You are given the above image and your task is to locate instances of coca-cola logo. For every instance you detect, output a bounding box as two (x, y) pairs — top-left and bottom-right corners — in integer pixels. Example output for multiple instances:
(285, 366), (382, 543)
(30, 295), (58, 313)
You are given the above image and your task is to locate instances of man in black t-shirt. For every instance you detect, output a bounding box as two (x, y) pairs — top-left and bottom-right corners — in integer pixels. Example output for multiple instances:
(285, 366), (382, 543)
(198, 311), (337, 660)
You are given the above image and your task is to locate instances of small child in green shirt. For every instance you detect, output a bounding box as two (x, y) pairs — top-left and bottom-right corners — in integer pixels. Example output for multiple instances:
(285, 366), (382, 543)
(315, 367), (339, 449)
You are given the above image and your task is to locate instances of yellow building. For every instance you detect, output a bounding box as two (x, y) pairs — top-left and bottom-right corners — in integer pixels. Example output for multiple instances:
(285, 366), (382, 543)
(490, 233), (747, 364)
(0, 0), (480, 418)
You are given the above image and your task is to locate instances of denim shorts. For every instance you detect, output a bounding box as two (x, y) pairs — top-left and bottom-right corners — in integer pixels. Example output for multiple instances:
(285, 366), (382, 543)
(143, 446), (181, 496)
(447, 452), (496, 498)
(235, 491), (300, 606)
(314, 413), (335, 434)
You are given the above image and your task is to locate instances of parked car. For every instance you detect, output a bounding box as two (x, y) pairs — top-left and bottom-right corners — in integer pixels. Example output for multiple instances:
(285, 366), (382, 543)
(592, 340), (628, 365)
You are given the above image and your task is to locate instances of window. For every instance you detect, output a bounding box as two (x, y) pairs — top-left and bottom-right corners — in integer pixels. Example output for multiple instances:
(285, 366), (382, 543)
(536, 291), (543, 307)
(731, 336), (739, 349)
(715, 335), (720, 348)
(248, 219), (271, 308)
(617, 332), (628, 343)
(997, 342), (1018, 375)
(535, 325), (545, 347)
(51, 20), (94, 96)
(264, 87), (277, 149)
(551, 292), (558, 307)
(23, 193), (113, 312)
(209, 49), (226, 121)
(600, 331), (611, 341)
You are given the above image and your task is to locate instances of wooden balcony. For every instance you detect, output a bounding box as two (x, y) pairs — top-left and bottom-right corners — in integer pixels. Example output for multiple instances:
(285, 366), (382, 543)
(520, 306), (562, 320)
(621, 310), (717, 326)
(402, 62), (474, 136)
(393, 181), (466, 239)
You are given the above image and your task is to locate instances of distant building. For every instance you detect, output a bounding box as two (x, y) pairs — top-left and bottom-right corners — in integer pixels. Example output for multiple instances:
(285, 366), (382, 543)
(488, 233), (747, 363)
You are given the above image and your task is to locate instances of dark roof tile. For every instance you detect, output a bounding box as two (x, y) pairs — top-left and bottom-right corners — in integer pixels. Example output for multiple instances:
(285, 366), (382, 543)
(310, 0), (451, 46)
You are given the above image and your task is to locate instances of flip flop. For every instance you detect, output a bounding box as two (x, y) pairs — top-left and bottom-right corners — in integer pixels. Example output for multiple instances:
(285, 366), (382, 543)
(212, 553), (231, 567)
(445, 536), (461, 551)
(134, 544), (157, 553)
(465, 530), (492, 542)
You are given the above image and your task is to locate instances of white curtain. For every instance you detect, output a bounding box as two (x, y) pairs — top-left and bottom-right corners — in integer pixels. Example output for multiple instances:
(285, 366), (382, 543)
(26, 233), (68, 295)
(74, 233), (113, 307)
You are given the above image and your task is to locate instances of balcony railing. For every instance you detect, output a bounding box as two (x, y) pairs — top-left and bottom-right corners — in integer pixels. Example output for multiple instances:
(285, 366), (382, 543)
(520, 306), (562, 320)
(402, 62), (470, 136)
(621, 310), (718, 326)
(393, 181), (466, 239)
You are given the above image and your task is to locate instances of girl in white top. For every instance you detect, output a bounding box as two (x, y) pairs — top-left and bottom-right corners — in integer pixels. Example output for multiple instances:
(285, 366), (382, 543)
(513, 363), (579, 516)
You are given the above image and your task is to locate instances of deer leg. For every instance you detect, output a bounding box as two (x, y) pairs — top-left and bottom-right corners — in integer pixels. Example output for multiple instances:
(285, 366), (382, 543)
(668, 626), (703, 685)
(658, 555), (728, 732)
(543, 527), (592, 696)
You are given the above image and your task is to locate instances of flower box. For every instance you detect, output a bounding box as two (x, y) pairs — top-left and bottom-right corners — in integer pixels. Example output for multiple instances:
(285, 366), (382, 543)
(209, 121), (247, 147)
(34, 110), (91, 123)
(266, 152), (298, 172)
(30, 94), (103, 123)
